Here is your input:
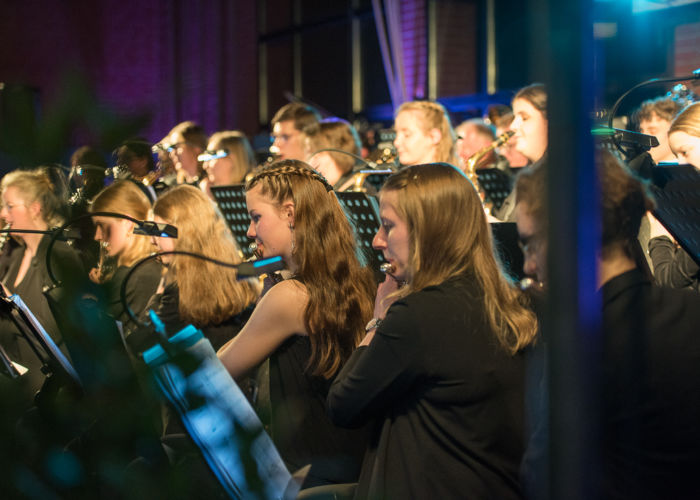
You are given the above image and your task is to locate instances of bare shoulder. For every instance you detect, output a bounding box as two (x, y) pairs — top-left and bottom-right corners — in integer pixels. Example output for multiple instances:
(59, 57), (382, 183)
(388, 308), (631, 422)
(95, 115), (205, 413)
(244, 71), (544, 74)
(251, 278), (309, 334)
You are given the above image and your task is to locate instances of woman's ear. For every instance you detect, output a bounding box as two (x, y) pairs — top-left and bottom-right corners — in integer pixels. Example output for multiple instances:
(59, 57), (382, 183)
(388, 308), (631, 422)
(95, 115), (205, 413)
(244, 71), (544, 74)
(282, 201), (295, 227)
(429, 128), (443, 146)
(28, 201), (42, 221)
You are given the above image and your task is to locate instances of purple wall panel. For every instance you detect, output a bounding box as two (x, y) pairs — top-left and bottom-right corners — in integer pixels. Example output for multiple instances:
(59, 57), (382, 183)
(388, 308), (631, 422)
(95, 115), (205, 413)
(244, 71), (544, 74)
(0, 0), (258, 154)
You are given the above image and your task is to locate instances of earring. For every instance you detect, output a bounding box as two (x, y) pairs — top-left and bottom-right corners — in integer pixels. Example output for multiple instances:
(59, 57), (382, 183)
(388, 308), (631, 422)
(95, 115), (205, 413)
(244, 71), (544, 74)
(289, 222), (295, 252)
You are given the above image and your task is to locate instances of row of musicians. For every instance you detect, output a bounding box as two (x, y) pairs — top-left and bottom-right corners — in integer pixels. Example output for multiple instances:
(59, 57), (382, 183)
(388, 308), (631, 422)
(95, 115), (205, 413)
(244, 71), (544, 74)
(2, 149), (700, 498)
(89, 84), (700, 295)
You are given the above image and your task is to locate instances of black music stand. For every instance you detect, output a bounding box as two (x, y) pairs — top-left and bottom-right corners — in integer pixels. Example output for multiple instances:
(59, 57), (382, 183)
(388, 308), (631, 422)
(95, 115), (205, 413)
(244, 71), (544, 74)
(490, 222), (525, 282)
(649, 165), (700, 266)
(476, 167), (521, 211)
(0, 290), (81, 388)
(142, 323), (307, 499)
(0, 342), (23, 378)
(210, 184), (254, 259)
(335, 191), (385, 271)
(363, 170), (392, 193)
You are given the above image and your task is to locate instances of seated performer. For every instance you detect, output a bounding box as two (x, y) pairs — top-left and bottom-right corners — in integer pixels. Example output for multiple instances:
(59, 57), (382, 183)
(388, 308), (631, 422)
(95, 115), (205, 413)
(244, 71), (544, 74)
(217, 160), (375, 488)
(632, 96), (684, 165)
(455, 118), (497, 170)
(514, 151), (700, 499)
(393, 100), (457, 166)
(0, 167), (84, 395)
(327, 163), (538, 499)
(647, 102), (700, 292)
(494, 83), (548, 222)
(89, 181), (162, 328)
(305, 117), (370, 192)
(149, 184), (258, 349)
(165, 121), (208, 186)
(201, 130), (256, 197)
(269, 102), (321, 162)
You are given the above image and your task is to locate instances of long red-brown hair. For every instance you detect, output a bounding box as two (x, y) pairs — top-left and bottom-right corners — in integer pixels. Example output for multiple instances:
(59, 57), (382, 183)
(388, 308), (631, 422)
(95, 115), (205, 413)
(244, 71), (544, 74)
(246, 160), (375, 378)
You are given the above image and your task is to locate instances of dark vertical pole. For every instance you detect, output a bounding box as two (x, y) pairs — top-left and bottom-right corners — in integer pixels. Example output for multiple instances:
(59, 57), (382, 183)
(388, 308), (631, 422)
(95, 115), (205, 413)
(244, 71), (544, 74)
(543, 0), (602, 499)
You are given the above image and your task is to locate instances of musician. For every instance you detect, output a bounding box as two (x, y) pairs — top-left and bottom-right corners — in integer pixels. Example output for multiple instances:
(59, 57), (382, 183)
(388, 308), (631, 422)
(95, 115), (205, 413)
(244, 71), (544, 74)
(217, 160), (375, 488)
(200, 130), (256, 199)
(327, 163), (537, 499)
(89, 181), (161, 328)
(632, 96), (684, 165)
(114, 139), (154, 182)
(305, 117), (371, 192)
(148, 185), (258, 349)
(514, 152), (700, 499)
(113, 138), (163, 202)
(0, 167), (84, 394)
(494, 84), (548, 222)
(393, 100), (457, 166)
(455, 118), (498, 170)
(270, 102), (321, 161)
(494, 112), (530, 168)
(648, 102), (700, 291)
(69, 145), (107, 200)
(165, 121), (208, 186)
(667, 101), (700, 169)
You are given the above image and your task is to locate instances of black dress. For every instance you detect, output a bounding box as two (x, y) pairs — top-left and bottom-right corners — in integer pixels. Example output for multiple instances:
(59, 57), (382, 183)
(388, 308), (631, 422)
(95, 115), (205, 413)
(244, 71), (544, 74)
(101, 260), (162, 329)
(327, 274), (526, 500)
(258, 334), (368, 488)
(601, 268), (700, 499)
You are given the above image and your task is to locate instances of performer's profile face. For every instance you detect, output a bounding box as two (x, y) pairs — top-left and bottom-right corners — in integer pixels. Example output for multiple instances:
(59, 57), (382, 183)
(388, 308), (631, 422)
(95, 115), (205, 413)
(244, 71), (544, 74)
(373, 190), (410, 282)
(511, 98), (548, 163)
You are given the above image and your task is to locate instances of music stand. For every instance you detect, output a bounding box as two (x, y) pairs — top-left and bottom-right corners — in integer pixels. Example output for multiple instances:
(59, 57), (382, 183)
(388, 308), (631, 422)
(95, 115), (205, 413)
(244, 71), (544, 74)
(0, 291), (81, 387)
(490, 222), (525, 282)
(142, 324), (307, 500)
(363, 171), (392, 193)
(0, 342), (23, 378)
(335, 191), (385, 270)
(476, 167), (521, 211)
(210, 184), (254, 259)
(649, 165), (700, 266)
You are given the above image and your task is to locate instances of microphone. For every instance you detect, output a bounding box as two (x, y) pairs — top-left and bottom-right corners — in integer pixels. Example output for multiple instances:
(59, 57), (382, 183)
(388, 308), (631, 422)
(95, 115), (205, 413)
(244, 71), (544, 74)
(133, 221), (178, 238)
(236, 256), (285, 278)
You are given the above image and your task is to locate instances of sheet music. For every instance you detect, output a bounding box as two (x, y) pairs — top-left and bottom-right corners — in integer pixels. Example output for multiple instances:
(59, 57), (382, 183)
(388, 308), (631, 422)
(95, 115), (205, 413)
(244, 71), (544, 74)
(9, 294), (81, 385)
(145, 329), (303, 499)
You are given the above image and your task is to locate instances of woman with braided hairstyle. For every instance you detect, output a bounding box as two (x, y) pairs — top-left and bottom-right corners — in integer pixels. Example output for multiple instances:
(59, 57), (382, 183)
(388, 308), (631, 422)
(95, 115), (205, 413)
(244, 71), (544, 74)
(218, 159), (376, 488)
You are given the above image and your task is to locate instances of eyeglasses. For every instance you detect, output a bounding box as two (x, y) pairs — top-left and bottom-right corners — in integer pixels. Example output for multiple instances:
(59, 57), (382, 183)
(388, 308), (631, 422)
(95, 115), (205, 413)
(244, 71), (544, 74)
(270, 132), (297, 145)
(198, 149), (230, 162)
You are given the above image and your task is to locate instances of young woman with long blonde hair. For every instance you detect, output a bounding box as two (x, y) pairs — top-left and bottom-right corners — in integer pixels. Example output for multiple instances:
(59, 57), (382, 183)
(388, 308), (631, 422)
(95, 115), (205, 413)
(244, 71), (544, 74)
(328, 162), (537, 499)
(150, 184), (258, 348)
(90, 181), (161, 326)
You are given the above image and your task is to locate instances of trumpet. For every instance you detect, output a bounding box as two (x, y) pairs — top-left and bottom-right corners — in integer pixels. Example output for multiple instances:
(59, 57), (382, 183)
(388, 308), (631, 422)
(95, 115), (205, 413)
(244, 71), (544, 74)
(465, 130), (515, 214)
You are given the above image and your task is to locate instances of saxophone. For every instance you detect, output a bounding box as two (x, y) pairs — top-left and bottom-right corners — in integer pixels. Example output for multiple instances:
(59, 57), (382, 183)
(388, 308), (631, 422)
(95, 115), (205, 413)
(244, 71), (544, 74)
(465, 130), (514, 214)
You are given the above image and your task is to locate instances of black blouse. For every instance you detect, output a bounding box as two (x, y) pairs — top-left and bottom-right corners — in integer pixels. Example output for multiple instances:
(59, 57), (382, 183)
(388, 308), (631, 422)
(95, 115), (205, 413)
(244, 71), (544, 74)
(328, 274), (526, 499)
